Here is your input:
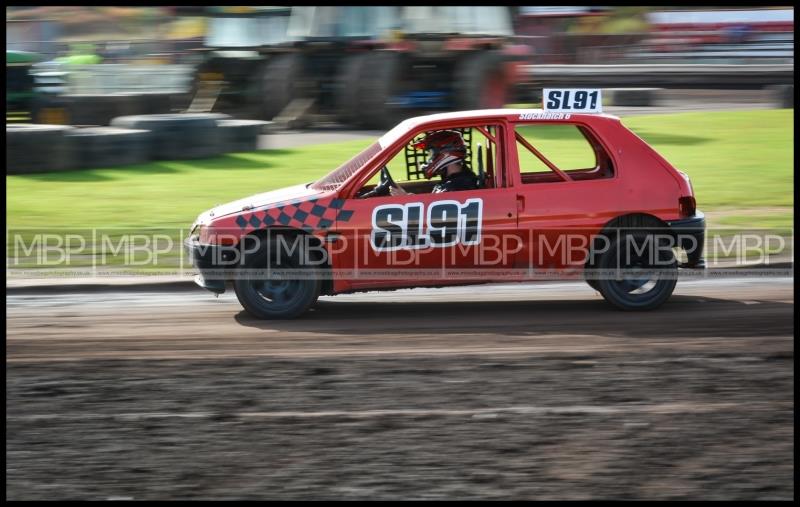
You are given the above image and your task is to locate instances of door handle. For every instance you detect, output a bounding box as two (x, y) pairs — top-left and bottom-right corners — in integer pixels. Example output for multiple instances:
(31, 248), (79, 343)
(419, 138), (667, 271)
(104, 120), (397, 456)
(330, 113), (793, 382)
(516, 195), (525, 213)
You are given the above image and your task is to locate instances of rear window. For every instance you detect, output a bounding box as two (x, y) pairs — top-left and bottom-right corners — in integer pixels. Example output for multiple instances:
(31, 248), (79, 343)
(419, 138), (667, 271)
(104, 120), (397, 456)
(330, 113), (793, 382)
(515, 124), (614, 183)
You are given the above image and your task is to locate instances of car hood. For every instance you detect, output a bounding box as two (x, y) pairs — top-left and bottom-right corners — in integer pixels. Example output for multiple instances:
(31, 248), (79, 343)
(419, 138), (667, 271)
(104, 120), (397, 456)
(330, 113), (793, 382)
(194, 183), (324, 226)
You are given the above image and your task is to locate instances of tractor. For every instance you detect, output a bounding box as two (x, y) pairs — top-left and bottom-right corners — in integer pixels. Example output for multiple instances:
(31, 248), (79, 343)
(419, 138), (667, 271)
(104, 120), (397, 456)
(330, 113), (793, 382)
(193, 6), (531, 128)
(189, 6), (294, 119)
(6, 50), (41, 123)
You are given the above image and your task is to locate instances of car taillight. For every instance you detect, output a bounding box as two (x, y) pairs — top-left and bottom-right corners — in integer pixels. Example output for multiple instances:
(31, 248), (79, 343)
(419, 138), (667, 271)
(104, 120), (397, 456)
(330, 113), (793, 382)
(679, 196), (696, 217)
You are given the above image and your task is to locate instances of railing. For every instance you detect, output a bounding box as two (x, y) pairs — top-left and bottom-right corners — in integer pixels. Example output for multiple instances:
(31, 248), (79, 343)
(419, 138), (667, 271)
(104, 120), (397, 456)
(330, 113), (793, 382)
(516, 30), (794, 65)
(30, 63), (195, 95)
(521, 63), (795, 89)
(66, 64), (194, 94)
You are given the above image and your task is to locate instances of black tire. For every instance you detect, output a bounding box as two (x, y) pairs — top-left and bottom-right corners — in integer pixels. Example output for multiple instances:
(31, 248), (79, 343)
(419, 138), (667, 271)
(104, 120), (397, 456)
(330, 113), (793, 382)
(6, 124), (75, 174)
(65, 127), (151, 169)
(234, 236), (322, 320)
(260, 54), (303, 120)
(217, 119), (270, 152)
(453, 51), (509, 110)
(596, 231), (678, 311)
(334, 53), (369, 125)
(356, 51), (402, 130)
(111, 113), (230, 160)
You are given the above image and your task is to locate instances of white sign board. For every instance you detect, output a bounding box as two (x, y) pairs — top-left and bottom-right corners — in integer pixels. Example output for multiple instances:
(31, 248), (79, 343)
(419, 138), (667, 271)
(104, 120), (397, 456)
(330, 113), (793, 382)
(543, 88), (602, 113)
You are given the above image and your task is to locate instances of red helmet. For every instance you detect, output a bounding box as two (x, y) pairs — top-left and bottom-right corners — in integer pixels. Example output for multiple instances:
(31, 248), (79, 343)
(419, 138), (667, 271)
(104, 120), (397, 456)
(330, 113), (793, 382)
(413, 130), (467, 179)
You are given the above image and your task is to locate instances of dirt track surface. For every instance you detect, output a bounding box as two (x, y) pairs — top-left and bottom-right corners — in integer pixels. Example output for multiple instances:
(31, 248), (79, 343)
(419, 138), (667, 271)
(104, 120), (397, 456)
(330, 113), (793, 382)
(6, 278), (794, 500)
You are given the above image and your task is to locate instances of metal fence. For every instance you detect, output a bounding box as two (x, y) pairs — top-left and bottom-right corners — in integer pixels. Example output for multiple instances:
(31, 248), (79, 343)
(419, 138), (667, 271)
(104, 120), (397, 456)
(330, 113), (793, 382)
(517, 30), (794, 65)
(29, 63), (194, 95)
(64, 64), (194, 94)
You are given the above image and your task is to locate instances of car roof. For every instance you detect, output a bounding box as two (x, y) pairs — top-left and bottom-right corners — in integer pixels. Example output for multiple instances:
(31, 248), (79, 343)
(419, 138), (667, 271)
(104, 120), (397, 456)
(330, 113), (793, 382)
(415, 108), (619, 122)
(379, 109), (621, 147)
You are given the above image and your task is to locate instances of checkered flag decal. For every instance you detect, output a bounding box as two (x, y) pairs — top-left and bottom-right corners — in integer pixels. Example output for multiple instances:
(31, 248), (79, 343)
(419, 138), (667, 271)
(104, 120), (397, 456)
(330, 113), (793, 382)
(234, 198), (355, 233)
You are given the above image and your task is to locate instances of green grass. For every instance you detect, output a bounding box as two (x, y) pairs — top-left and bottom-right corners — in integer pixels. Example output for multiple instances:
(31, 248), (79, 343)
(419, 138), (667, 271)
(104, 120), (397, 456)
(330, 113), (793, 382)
(7, 141), (375, 231)
(714, 212), (794, 234)
(623, 110), (793, 208)
(6, 109), (793, 269)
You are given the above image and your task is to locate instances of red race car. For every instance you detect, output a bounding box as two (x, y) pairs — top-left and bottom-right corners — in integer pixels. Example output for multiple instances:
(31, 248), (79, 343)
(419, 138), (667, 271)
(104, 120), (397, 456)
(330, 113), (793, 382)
(186, 91), (705, 319)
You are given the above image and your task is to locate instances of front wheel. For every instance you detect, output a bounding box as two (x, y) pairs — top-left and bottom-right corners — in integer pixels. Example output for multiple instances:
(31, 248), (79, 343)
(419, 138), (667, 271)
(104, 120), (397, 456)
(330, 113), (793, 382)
(596, 231), (678, 311)
(233, 236), (321, 319)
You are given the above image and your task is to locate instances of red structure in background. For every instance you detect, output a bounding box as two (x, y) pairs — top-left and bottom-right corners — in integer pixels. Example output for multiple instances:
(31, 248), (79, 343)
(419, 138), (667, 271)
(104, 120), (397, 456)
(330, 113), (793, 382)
(646, 8), (794, 51)
(513, 6), (794, 64)
(512, 7), (648, 64)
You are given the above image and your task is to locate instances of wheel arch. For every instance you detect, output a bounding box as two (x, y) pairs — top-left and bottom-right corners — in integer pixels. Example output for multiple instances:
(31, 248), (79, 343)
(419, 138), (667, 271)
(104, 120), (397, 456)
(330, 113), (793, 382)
(586, 213), (672, 269)
(238, 226), (334, 296)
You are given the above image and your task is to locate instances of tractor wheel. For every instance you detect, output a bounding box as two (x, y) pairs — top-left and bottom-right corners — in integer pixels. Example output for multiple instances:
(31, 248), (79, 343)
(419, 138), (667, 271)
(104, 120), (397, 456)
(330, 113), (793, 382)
(260, 54), (303, 120)
(334, 53), (369, 125)
(357, 51), (402, 130)
(453, 51), (509, 110)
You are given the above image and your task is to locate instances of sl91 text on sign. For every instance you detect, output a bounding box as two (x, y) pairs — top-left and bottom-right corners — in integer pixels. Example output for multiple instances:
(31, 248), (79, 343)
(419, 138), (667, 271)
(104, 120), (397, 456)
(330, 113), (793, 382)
(543, 89), (602, 113)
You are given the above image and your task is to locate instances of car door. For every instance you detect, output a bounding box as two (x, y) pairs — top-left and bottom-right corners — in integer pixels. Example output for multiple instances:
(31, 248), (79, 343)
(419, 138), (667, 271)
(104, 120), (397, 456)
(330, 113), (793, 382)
(331, 124), (519, 292)
(509, 120), (620, 273)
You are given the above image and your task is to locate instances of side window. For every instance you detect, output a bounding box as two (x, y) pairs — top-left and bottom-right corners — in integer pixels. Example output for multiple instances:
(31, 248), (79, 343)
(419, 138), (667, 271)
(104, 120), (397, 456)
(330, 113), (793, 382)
(515, 124), (614, 184)
(357, 124), (504, 195)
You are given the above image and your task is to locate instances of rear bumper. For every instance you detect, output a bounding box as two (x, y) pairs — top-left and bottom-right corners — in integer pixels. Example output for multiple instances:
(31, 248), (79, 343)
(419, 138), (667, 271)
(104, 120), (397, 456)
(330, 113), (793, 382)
(667, 211), (706, 268)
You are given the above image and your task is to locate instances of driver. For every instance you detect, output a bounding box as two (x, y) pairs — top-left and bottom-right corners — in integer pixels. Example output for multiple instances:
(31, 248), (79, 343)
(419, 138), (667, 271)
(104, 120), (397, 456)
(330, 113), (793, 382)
(390, 130), (479, 196)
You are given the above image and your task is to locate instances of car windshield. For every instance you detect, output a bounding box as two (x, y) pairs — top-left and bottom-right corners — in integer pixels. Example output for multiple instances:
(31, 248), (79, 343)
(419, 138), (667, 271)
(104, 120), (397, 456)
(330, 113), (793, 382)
(310, 120), (418, 192)
(310, 141), (382, 192)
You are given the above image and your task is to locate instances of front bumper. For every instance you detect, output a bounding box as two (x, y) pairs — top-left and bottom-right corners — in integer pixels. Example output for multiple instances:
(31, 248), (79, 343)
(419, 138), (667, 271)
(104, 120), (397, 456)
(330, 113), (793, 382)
(667, 210), (706, 268)
(184, 236), (234, 294)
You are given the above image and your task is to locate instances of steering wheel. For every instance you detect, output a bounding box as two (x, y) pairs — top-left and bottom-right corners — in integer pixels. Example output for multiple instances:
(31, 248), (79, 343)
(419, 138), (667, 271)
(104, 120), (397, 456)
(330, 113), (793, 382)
(358, 166), (399, 198)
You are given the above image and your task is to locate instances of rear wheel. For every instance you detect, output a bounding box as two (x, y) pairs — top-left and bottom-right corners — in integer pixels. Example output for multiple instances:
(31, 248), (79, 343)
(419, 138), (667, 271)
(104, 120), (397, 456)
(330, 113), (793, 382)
(233, 236), (321, 320)
(596, 231), (678, 311)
